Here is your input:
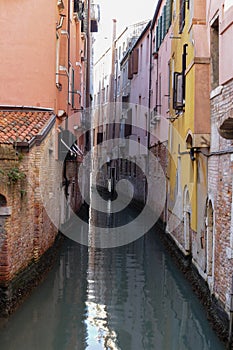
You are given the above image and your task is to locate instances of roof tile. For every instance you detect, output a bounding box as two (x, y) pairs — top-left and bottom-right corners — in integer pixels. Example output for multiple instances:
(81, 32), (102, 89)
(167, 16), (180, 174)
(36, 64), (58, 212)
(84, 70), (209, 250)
(0, 110), (54, 144)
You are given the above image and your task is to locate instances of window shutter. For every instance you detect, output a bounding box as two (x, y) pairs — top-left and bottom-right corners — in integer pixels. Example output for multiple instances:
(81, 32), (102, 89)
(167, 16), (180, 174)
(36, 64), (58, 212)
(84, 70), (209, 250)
(156, 25), (159, 52)
(179, 0), (185, 33)
(173, 72), (184, 110)
(158, 17), (161, 47)
(132, 48), (139, 75)
(128, 55), (133, 79)
(163, 6), (167, 39)
(166, 0), (172, 32)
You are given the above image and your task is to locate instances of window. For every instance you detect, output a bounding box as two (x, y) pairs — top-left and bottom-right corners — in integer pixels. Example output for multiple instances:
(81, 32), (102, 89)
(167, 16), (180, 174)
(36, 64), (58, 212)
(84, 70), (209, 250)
(173, 72), (184, 110)
(179, 0), (186, 33)
(97, 132), (103, 145)
(74, 0), (79, 13)
(125, 109), (132, 137)
(182, 44), (188, 103)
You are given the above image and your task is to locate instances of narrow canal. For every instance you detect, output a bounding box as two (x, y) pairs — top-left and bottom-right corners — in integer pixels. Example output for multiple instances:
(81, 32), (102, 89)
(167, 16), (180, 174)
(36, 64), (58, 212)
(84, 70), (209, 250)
(0, 201), (226, 349)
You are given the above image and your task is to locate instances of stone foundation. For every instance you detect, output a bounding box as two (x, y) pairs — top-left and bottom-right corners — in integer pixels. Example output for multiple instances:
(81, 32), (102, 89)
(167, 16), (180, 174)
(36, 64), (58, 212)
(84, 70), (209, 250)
(156, 220), (231, 348)
(0, 233), (63, 317)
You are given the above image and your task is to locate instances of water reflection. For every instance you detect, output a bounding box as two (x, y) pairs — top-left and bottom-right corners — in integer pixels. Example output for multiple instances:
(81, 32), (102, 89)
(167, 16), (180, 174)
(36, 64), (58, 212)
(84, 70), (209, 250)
(0, 202), (225, 349)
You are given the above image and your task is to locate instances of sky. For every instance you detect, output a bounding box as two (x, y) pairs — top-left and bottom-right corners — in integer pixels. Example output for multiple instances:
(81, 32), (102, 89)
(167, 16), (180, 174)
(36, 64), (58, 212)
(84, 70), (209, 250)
(93, 0), (158, 61)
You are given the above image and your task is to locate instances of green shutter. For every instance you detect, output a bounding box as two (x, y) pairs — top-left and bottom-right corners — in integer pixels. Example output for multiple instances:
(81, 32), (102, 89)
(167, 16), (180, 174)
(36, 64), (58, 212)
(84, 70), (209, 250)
(156, 25), (159, 52)
(166, 0), (172, 32)
(159, 16), (162, 46)
(163, 6), (166, 39)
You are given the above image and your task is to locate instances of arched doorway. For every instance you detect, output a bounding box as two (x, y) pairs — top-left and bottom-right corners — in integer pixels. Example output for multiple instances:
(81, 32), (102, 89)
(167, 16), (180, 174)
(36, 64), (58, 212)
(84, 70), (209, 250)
(206, 200), (214, 276)
(183, 187), (192, 254)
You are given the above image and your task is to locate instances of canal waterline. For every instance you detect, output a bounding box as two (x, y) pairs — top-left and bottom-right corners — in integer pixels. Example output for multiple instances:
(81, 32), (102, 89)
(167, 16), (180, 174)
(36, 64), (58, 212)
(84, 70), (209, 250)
(0, 214), (226, 349)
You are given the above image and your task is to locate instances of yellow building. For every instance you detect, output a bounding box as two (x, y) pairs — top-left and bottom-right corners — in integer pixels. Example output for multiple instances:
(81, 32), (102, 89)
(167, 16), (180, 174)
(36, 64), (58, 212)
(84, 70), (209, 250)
(166, 0), (210, 277)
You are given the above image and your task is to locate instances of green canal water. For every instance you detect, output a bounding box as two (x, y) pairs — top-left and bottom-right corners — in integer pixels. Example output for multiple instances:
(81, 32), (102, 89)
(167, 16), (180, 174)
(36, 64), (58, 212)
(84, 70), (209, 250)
(0, 205), (226, 349)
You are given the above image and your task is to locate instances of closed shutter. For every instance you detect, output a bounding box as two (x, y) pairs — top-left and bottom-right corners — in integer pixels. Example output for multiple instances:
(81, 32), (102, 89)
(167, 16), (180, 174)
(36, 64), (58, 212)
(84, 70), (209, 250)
(166, 0), (172, 32)
(156, 25), (159, 52)
(158, 17), (161, 48)
(128, 55), (133, 79)
(132, 48), (139, 75)
(179, 0), (185, 33)
(162, 6), (167, 39)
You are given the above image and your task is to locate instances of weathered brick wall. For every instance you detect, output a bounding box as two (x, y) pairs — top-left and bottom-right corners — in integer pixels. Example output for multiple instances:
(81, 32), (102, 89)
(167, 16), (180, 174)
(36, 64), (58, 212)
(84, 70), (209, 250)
(209, 78), (233, 312)
(0, 126), (62, 282)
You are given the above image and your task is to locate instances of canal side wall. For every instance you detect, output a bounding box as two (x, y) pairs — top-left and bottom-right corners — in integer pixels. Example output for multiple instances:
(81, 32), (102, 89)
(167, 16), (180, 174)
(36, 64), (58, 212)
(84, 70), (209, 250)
(0, 125), (61, 285)
(156, 221), (230, 347)
(209, 78), (233, 321)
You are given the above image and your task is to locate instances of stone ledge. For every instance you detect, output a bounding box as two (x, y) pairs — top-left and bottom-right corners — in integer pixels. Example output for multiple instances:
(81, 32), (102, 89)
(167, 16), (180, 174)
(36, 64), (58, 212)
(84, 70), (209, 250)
(210, 86), (223, 100)
(0, 207), (12, 216)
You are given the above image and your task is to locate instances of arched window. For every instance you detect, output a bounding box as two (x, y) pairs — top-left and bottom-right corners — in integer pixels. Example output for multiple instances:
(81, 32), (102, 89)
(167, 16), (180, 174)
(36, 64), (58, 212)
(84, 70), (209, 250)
(0, 194), (11, 216)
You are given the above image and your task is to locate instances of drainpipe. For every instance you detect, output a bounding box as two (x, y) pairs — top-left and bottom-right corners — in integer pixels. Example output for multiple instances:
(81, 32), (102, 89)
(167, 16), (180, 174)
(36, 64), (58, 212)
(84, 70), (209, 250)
(147, 25), (153, 179)
(68, 0), (71, 72)
(148, 26), (153, 150)
(193, 152), (198, 235)
(85, 0), (91, 109)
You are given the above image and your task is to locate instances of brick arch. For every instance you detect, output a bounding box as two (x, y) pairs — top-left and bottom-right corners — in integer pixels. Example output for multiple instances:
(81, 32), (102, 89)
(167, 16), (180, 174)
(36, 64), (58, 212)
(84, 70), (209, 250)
(217, 108), (233, 139)
(185, 130), (193, 149)
(0, 194), (7, 207)
(218, 117), (233, 139)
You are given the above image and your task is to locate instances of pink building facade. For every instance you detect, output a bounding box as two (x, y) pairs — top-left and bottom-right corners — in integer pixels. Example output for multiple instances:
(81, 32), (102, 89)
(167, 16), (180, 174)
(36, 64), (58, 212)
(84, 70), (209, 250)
(0, 0), (86, 119)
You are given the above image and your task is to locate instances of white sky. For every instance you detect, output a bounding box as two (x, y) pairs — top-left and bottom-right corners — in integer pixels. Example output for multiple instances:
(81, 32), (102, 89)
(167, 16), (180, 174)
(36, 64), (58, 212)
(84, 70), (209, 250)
(93, 0), (158, 61)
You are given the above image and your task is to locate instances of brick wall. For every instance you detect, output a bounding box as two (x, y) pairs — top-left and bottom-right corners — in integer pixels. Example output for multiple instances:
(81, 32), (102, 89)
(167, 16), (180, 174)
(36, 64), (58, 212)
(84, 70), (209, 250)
(0, 126), (62, 282)
(209, 78), (233, 312)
